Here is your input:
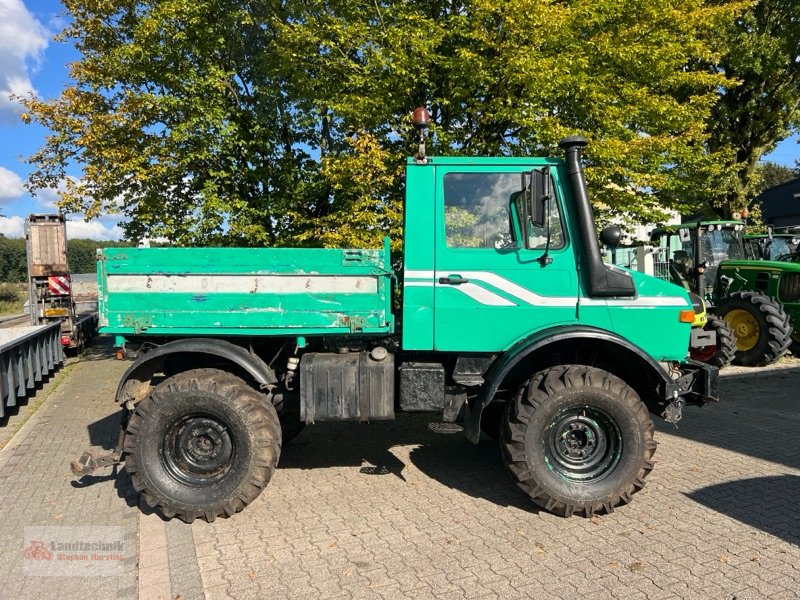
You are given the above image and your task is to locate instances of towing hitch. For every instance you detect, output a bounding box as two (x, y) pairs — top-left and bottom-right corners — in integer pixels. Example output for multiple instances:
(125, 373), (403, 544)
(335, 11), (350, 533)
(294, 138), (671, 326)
(70, 449), (123, 477)
(70, 408), (129, 477)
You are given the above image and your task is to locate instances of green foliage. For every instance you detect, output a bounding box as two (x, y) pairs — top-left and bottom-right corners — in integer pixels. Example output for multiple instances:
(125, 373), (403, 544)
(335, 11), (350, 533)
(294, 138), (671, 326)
(0, 283), (21, 303)
(22, 0), (748, 244)
(753, 161), (796, 195)
(0, 283), (25, 316)
(706, 0), (800, 216)
(0, 238), (28, 283)
(0, 238), (122, 282)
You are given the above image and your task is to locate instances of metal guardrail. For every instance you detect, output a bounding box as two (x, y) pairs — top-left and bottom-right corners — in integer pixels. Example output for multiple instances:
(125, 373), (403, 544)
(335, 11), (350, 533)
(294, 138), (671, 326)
(0, 322), (63, 419)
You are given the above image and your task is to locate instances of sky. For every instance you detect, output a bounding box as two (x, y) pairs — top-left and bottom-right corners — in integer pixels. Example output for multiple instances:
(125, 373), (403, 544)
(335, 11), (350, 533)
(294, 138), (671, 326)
(0, 0), (799, 241)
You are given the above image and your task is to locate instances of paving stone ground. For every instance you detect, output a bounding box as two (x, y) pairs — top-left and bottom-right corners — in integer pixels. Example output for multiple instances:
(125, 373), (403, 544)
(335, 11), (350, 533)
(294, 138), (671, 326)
(0, 340), (798, 599)
(0, 340), (138, 600)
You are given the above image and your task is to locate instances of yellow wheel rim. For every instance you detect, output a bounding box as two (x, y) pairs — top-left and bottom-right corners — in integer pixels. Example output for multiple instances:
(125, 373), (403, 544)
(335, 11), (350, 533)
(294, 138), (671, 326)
(725, 309), (759, 352)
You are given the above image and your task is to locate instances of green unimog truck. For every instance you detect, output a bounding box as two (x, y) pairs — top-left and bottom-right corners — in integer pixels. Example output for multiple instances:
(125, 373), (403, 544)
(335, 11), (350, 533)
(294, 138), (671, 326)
(73, 118), (716, 523)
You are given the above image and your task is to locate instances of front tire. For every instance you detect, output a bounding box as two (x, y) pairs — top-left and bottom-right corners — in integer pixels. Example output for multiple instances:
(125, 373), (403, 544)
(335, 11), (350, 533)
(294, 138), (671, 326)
(690, 316), (736, 369)
(717, 291), (792, 366)
(500, 365), (656, 517)
(124, 368), (281, 523)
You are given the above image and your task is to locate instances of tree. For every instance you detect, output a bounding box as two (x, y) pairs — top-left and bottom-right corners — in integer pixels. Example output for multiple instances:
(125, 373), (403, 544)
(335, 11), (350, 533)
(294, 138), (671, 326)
(753, 161), (796, 195)
(23, 0), (743, 245)
(706, 0), (800, 217)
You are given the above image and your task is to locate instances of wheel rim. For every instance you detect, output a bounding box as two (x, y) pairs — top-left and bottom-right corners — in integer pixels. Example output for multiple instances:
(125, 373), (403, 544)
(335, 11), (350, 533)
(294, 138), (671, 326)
(544, 406), (622, 483)
(162, 414), (236, 487)
(725, 309), (759, 351)
(690, 342), (718, 363)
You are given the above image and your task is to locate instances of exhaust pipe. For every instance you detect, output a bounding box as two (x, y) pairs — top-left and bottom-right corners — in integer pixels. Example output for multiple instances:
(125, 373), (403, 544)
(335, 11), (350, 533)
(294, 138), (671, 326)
(559, 136), (635, 298)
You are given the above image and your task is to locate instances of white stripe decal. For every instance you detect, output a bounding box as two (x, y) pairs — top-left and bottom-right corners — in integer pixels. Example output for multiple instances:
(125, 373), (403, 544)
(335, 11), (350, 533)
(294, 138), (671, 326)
(404, 270), (435, 279)
(407, 269), (690, 308)
(444, 271), (575, 307)
(437, 282), (517, 306)
(406, 279), (515, 306)
(107, 274), (379, 294)
(582, 297), (691, 307)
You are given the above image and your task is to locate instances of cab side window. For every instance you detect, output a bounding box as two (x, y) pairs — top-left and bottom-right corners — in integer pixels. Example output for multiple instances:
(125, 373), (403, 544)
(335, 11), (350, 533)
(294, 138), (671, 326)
(443, 172), (565, 250)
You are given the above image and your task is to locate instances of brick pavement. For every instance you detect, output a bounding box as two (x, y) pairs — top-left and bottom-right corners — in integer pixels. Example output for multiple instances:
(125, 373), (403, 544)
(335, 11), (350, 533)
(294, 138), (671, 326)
(183, 359), (800, 600)
(0, 341), (799, 599)
(0, 340), (138, 600)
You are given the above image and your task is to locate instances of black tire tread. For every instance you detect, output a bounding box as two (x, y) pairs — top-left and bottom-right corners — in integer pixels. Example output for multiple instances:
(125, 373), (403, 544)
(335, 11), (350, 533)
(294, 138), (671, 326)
(124, 368), (280, 523)
(717, 291), (792, 366)
(706, 316), (737, 368)
(500, 365), (655, 518)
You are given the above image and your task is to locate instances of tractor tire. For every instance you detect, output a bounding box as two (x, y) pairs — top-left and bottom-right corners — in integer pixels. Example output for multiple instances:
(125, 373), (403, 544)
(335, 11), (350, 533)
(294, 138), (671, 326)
(717, 291), (792, 366)
(500, 365), (655, 517)
(124, 368), (281, 523)
(689, 316), (736, 369)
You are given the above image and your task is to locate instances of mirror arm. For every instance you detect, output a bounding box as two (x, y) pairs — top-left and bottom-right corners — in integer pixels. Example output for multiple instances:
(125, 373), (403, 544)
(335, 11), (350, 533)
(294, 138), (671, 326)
(537, 195), (553, 266)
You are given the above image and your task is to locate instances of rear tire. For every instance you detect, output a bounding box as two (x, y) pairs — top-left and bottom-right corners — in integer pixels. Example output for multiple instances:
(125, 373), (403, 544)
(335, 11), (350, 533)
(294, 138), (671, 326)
(690, 316), (736, 369)
(717, 291), (792, 366)
(500, 365), (655, 517)
(124, 368), (281, 523)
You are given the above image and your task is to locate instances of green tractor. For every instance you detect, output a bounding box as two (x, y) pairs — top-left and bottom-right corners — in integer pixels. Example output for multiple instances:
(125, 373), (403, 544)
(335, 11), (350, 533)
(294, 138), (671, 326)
(744, 229), (800, 261)
(651, 220), (795, 366)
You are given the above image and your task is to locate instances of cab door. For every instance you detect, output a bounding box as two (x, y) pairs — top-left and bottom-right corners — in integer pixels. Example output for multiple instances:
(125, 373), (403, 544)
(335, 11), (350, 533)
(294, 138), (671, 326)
(426, 165), (579, 352)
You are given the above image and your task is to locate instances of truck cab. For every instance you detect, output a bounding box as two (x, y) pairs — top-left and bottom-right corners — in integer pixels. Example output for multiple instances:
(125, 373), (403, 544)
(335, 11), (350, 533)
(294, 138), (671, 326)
(402, 150), (695, 362)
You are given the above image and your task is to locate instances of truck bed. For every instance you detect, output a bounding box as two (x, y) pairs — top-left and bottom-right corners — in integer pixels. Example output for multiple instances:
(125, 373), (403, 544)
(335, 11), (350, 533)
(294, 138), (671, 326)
(98, 239), (394, 337)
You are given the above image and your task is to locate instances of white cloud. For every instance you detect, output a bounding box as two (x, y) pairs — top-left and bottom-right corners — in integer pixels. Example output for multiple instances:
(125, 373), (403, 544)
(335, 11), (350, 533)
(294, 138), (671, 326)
(30, 175), (83, 210)
(0, 215), (24, 237)
(0, 166), (24, 200)
(66, 218), (124, 241)
(0, 0), (49, 124)
(32, 181), (63, 210)
(0, 214), (124, 241)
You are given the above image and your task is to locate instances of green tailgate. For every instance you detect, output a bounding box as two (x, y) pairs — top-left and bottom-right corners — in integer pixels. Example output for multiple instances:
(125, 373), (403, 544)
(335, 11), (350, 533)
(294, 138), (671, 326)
(98, 239), (394, 337)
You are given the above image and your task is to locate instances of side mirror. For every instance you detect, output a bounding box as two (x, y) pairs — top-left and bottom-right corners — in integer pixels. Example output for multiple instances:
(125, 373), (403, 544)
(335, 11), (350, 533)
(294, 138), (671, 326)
(678, 228), (691, 243)
(528, 167), (551, 228)
(600, 225), (622, 249)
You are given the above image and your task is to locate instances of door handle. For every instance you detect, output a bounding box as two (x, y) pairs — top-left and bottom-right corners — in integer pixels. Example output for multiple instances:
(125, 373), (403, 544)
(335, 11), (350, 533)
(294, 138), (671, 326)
(438, 275), (469, 285)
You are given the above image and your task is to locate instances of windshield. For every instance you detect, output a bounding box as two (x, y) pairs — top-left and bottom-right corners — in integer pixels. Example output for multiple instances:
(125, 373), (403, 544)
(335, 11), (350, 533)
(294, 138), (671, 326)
(765, 237), (799, 260)
(702, 228), (746, 263)
(698, 227), (745, 296)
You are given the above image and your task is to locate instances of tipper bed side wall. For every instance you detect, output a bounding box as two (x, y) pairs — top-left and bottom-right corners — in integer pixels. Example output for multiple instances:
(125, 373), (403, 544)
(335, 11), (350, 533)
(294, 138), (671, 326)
(97, 239), (394, 337)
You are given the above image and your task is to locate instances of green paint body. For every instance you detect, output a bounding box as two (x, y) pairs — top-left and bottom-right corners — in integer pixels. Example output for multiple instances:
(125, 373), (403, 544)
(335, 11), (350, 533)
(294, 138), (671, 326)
(99, 156), (693, 362)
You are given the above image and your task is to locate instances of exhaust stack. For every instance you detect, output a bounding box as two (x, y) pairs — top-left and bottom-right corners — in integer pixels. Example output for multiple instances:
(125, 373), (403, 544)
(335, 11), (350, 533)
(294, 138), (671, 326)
(559, 137), (635, 298)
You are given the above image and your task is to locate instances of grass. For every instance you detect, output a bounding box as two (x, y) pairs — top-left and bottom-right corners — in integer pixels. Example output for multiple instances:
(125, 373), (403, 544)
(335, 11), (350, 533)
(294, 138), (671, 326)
(0, 282), (26, 316)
